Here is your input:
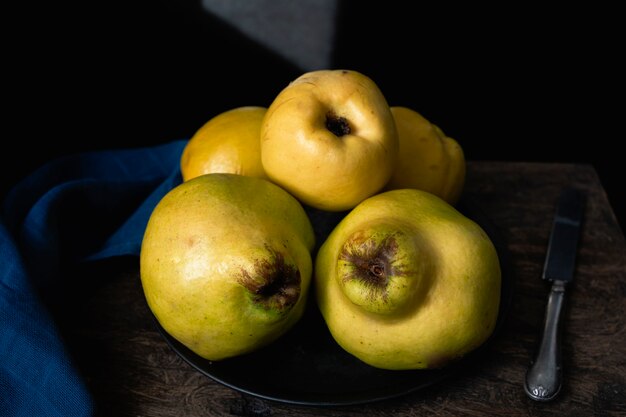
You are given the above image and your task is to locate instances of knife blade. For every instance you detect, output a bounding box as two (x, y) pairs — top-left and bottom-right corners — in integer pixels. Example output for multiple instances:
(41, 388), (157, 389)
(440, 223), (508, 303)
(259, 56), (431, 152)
(524, 187), (585, 401)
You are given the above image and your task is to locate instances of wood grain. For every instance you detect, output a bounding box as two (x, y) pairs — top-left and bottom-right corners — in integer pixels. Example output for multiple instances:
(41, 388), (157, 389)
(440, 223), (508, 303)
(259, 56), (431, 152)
(50, 162), (626, 416)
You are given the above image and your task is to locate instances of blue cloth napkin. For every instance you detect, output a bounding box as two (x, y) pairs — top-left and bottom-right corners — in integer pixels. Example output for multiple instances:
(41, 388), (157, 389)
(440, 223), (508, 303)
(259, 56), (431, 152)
(0, 140), (187, 417)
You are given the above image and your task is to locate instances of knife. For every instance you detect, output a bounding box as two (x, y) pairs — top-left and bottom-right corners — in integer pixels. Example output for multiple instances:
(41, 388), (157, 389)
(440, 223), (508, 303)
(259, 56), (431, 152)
(524, 187), (585, 401)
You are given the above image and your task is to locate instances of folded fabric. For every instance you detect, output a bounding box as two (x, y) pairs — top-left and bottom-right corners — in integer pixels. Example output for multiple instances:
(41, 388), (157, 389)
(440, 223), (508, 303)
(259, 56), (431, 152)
(0, 140), (187, 417)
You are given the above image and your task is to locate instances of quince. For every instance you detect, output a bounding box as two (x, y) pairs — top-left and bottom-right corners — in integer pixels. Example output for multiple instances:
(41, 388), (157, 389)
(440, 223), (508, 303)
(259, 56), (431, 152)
(386, 106), (465, 204)
(261, 70), (398, 211)
(315, 189), (501, 370)
(180, 106), (267, 181)
(140, 174), (315, 360)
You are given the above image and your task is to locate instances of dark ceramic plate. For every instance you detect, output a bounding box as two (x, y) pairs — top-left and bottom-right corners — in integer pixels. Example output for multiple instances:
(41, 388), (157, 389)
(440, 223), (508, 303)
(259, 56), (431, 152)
(155, 198), (514, 406)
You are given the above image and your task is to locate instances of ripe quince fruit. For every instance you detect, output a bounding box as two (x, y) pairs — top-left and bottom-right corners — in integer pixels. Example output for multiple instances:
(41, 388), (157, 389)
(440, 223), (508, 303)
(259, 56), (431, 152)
(315, 189), (501, 370)
(180, 106), (267, 182)
(261, 70), (398, 211)
(386, 106), (465, 204)
(140, 174), (315, 360)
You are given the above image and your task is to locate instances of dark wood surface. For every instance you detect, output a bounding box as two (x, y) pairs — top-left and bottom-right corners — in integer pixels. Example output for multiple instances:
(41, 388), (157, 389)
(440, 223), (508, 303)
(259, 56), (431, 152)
(54, 162), (626, 416)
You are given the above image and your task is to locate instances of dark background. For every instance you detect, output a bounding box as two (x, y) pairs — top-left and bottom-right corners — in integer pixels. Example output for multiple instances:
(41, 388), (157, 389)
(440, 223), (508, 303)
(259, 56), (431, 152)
(4, 1), (622, 230)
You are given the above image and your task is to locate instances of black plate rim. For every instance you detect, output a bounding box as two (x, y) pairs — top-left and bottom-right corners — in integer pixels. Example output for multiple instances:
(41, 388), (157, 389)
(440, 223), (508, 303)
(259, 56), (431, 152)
(157, 319), (463, 407)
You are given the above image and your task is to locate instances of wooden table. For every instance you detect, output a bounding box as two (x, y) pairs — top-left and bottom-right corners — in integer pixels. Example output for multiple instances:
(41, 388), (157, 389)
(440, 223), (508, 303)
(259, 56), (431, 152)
(52, 162), (626, 416)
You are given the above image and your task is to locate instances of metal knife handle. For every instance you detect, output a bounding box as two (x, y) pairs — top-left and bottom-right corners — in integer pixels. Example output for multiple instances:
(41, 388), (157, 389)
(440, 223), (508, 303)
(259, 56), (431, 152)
(524, 280), (566, 401)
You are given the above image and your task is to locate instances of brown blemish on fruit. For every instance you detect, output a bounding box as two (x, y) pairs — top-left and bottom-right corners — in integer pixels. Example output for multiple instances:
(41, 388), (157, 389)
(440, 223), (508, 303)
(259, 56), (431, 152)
(326, 111), (351, 137)
(237, 247), (301, 311)
(339, 232), (408, 299)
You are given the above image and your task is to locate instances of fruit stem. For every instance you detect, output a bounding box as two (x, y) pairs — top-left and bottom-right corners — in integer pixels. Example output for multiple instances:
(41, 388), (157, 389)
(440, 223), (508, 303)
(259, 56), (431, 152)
(369, 263), (385, 279)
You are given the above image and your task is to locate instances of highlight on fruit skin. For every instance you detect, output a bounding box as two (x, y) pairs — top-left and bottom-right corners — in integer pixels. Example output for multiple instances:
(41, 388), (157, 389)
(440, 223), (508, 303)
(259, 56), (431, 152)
(385, 106), (466, 205)
(140, 173), (315, 361)
(180, 106), (268, 182)
(315, 188), (501, 370)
